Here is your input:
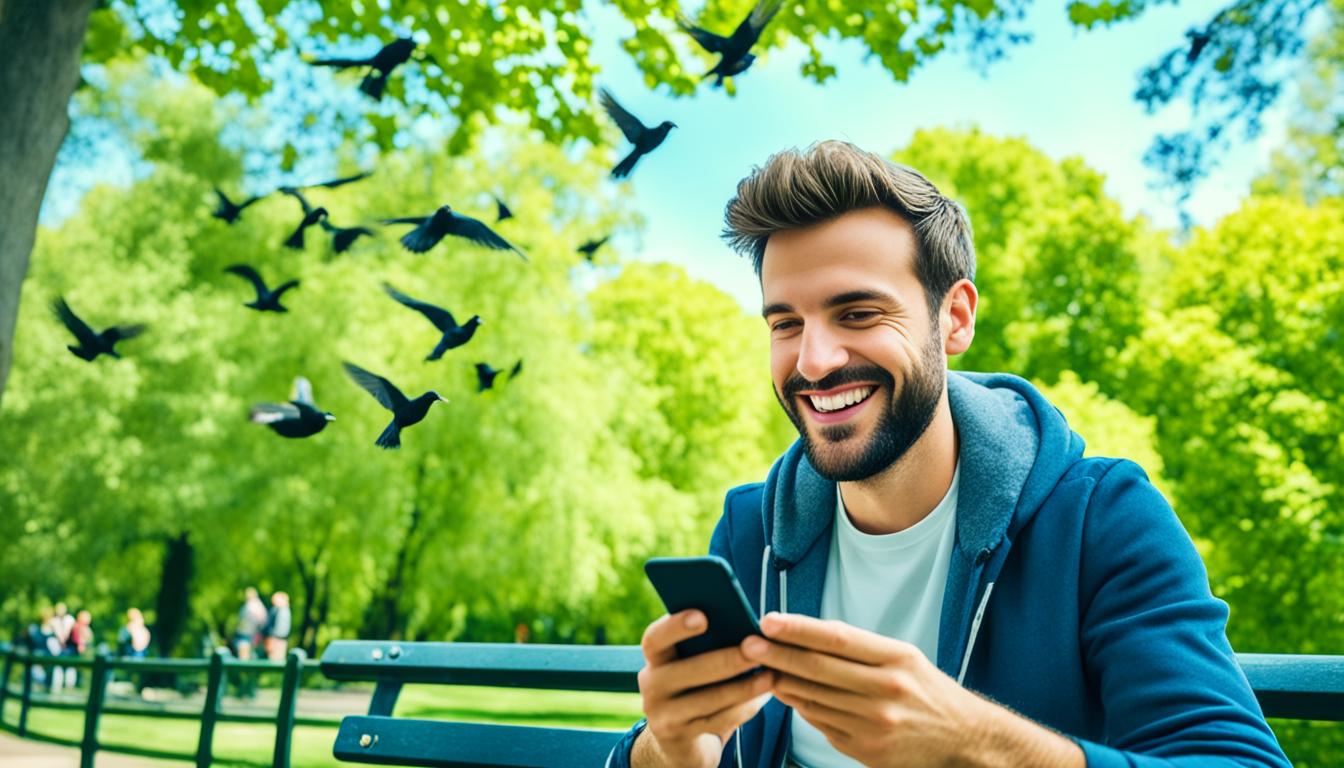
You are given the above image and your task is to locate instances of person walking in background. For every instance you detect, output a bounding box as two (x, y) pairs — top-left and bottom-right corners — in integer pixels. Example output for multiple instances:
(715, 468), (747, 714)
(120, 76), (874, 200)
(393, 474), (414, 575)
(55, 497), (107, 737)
(117, 608), (151, 658)
(47, 604), (73, 693)
(263, 592), (291, 661)
(233, 587), (267, 661)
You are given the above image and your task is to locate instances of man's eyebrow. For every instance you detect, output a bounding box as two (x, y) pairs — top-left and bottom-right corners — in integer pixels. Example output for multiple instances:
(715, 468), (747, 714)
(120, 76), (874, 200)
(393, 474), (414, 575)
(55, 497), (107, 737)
(824, 289), (901, 309)
(762, 302), (793, 318)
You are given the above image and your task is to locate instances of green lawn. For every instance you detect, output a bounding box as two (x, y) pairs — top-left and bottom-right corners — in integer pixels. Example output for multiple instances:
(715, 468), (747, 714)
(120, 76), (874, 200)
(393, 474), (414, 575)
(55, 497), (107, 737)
(2, 684), (644, 767)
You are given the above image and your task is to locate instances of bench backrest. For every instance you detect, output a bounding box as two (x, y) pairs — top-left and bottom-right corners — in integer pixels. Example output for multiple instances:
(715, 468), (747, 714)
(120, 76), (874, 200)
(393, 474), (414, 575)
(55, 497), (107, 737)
(319, 642), (1344, 767)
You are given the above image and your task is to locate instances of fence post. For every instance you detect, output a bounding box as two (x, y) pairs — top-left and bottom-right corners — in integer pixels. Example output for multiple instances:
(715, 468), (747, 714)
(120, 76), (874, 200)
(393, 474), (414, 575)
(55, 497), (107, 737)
(0, 644), (13, 717)
(18, 651), (33, 737)
(271, 649), (306, 768)
(80, 653), (111, 768)
(195, 649), (226, 768)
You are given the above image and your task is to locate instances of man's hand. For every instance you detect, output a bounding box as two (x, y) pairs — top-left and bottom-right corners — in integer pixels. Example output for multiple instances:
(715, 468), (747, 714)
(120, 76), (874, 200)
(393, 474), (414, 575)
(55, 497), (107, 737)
(742, 612), (1084, 768)
(632, 609), (775, 768)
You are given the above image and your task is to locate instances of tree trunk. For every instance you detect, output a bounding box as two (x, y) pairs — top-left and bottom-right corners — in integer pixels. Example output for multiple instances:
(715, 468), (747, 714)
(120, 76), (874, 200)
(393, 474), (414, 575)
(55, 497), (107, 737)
(154, 532), (193, 657)
(0, 0), (96, 406)
(361, 459), (429, 640)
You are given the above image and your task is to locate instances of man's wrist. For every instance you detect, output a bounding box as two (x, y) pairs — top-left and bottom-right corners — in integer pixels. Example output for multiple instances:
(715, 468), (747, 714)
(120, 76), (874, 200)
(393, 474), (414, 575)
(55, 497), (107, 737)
(962, 696), (1085, 768)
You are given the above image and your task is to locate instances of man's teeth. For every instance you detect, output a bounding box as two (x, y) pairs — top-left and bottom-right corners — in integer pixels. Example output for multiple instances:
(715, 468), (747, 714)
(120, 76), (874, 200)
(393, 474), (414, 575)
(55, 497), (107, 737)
(809, 386), (874, 413)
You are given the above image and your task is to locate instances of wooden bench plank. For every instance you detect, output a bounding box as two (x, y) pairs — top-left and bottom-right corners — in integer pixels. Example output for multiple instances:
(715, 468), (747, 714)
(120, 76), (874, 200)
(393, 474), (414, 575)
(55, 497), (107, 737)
(1239, 653), (1344, 721)
(320, 643), (644, 693)
(333, 716), (624, 767)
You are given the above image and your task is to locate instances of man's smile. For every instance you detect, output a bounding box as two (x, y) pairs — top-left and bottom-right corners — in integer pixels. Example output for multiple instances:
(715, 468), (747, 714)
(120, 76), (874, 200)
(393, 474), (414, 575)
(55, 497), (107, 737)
(799, 383), (878, 424)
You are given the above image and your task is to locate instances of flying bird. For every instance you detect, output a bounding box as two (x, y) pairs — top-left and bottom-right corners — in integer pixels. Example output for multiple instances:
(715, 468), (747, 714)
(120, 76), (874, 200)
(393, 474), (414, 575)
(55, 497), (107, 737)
(224, 265), (300, 312)
(319, 219), (374, 253)
(212, 188), (266, 224)
(311, 37), (418, 100)
(343, 362), (447, 449)
(293, 172), (373, 191)
(679, 0), (782, 87)
(495, 197), (514, 222)
(598, 88), (675, 179)
(383, 283), (483, 360)
(475, 362), (503, 392)
(509, 359), (523, 380)
(52, 298), (145, 361)
(280, 188), (329, 250)
(381, 205), (527, 260)
(577, 236), (610, 262)
(250, 376), (335, 438)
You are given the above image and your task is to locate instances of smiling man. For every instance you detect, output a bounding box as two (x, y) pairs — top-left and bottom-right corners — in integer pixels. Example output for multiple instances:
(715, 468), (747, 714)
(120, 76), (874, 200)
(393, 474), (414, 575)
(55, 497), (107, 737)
(607, 141), (1289, 768)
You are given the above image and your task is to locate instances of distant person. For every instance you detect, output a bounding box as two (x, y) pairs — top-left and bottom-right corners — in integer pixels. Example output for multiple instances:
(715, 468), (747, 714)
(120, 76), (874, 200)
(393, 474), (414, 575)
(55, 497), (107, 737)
(47, 604), (74, 693)
(263, 592), (291, 661)
(117, 608), (152, 658)
(514, 622), (530, 644)
(233, 587), (268, 661)
(71, 610), (94, 654)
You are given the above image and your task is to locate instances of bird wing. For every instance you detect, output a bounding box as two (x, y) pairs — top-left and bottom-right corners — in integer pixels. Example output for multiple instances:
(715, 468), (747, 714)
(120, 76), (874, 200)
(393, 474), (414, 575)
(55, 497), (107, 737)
(309, 172), (372, 190)
(598, 88), (649, 144)
(678, 15), (731, 53)
(382, 283), (458, 331)
(343, 362), (409, 412)
(271, 280), (301, 300)
(381, 216), (429, 226)
(292, 376), (315, 406)
(444, 211), (527, 258)
(51, 298), (100, 348)
(311, 55), (372, 68)
(495, 198), (513, 221)
(103, 324), (146, 344)
(213, 188), (235, 212)
(224, 264), (269, 296)
(250, 402), (301, 424)
(281, 187), (315, 216)
(747, 0), (784, 35)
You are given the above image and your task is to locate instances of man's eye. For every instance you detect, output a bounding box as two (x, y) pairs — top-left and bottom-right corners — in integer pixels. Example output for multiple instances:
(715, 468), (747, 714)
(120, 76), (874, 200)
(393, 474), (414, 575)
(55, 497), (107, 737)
(842, 310), (878, 321)
(771, 320), (799, 332)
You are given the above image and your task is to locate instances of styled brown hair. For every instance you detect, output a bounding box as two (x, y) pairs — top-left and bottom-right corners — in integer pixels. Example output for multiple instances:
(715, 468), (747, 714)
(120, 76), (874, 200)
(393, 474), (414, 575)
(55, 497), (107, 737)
(722, 140), (975, 316)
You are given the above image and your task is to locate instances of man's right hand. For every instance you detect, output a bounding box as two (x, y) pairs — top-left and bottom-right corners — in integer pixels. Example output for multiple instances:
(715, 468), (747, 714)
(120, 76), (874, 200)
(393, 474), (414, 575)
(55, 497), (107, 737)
(631, 609), (775, 768)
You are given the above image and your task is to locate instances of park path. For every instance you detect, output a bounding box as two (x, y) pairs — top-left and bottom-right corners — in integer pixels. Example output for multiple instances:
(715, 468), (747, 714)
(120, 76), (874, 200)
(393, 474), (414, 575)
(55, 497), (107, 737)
(0, 729), (183, 766)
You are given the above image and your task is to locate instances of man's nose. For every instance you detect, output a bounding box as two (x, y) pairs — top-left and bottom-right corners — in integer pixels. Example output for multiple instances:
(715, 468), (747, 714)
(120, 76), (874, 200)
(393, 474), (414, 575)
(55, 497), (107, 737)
(796, 325), (849, 383)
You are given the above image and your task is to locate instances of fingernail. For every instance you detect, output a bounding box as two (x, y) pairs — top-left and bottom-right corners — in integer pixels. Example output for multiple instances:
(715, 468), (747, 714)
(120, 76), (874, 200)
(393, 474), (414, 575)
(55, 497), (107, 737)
(742, 636), (768, 657)
(684, 611), (705, 630)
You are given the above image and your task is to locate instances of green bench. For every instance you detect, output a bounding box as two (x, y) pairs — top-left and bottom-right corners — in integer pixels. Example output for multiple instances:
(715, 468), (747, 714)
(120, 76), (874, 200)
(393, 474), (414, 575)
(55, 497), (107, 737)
(318, 640), (1344, 767)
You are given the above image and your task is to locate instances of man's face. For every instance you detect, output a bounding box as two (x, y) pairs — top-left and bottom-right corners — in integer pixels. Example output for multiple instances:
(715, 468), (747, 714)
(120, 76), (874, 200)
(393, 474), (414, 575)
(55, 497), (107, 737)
(761, 207), (946, 482)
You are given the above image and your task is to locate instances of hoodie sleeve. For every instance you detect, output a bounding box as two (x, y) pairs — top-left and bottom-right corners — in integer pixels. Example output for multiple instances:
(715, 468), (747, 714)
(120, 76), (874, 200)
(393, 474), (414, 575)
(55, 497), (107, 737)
(1074, 460), (1289, 767)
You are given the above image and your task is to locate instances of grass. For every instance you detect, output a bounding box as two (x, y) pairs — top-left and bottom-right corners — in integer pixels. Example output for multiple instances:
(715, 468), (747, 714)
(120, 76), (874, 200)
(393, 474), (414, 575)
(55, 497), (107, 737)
(2, 684), (644, 767)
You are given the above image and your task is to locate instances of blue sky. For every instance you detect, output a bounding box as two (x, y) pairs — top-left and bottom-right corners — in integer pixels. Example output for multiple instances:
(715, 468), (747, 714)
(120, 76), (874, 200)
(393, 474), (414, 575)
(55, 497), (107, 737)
(44, 0), (1290, 312)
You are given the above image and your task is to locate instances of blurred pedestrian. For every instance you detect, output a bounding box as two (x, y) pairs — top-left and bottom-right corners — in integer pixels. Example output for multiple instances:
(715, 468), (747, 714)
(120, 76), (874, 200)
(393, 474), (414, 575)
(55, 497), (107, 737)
(233, 587), (267, 661)
(262, 592), (291, 661)
(117, 608), (151, 658)
(48, 604), (74, 693)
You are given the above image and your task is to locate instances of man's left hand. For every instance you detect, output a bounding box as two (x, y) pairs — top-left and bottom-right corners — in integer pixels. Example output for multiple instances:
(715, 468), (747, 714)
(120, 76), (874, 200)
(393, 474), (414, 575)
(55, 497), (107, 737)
(740, 612), (1082, 768)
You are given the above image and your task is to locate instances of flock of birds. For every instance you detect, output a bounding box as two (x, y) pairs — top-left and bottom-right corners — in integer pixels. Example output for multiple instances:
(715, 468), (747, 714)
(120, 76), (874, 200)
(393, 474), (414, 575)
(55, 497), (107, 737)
(49, 0), (785, 449)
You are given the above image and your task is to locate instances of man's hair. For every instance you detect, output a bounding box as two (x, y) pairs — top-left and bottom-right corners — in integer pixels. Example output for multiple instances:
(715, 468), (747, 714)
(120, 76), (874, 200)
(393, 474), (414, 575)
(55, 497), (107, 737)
(722, 140), (976, 316)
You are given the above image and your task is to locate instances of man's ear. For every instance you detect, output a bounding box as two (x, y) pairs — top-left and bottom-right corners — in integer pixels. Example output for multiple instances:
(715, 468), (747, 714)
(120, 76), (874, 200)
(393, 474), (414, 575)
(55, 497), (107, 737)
(942, 279), (977, 356)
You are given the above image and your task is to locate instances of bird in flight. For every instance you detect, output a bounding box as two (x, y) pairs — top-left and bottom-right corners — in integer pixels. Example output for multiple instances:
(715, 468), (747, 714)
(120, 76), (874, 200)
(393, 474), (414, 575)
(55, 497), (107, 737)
(495, 196), (514, 222)
(383, 283), (483, 361)
(212, 188), (266, 224)
(599, 88), (675, 179)
(250, 376), (335, 438)
(343, 362), (447, 449)
(280, 188), (329, 250)
(311, 37), (419, 100)
(577, 236), (610, 263)
(51, 298), (145, 361)
(475, 362), (504, 392)
(382, 205), (526, 260)
(224, 265), (300, 313)
(679, 0), (782, 87)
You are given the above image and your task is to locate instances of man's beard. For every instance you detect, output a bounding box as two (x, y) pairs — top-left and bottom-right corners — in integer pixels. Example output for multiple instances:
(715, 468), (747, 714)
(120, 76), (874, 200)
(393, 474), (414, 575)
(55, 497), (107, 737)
(776, 331), (946, 482)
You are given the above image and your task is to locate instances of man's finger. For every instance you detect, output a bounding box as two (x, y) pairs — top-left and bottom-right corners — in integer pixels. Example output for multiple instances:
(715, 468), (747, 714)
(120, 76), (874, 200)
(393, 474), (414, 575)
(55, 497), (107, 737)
(772, 671), (874, 716)
(655, 646), (761, 693)
(641, 610), (707, 665)
(663, 668), (774, 724)
(742, 634), (876, 692)
(692, 689), (774, 742)
(772, 688), (855, 741)
(758, 612), (910, 666)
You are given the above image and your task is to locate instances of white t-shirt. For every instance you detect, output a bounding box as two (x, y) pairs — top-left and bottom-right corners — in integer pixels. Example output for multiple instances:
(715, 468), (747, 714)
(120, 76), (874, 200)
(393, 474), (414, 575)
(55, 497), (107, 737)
(788, 462), (960, 768)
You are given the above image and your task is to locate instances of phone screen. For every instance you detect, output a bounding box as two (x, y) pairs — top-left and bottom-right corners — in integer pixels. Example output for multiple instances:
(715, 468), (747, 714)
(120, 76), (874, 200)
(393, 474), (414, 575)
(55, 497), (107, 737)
(645, 555), (762, 658)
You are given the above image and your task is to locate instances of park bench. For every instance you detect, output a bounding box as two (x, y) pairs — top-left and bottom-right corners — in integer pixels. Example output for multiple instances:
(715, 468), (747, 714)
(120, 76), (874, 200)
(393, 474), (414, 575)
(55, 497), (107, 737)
(319, 641), (1344, 768)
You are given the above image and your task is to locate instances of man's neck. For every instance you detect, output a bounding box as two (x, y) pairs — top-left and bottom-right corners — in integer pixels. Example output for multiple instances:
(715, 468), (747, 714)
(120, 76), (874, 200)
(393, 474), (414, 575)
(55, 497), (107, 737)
(839, 390), (958, 535)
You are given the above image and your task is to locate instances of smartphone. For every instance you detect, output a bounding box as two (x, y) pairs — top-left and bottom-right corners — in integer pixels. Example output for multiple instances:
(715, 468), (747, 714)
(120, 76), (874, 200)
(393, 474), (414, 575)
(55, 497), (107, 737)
(645, 555), (762, 659)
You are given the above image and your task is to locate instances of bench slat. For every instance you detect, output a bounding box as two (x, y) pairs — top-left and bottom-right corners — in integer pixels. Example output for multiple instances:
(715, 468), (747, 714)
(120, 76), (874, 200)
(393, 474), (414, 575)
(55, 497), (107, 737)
(1239, 653), (1344, 721)
(334, 716), (624, 767)
(321, 642), (644, 692)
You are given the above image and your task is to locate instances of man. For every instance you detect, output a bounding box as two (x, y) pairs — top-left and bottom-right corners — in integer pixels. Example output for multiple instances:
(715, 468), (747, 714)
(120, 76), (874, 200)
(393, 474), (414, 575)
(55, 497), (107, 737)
(263, 591), (292, 661)
(609, 141), (1288, 767)
(233, 586), (267, 661)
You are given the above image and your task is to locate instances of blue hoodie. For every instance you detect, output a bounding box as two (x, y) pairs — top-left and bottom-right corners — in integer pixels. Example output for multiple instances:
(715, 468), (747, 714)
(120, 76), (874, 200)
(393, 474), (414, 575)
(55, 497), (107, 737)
(609, 371), (1289, 768)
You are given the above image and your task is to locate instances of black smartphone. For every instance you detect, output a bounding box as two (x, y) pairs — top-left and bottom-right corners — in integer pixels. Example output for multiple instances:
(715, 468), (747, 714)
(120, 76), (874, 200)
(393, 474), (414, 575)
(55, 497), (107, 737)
(645, 555), (762, 659)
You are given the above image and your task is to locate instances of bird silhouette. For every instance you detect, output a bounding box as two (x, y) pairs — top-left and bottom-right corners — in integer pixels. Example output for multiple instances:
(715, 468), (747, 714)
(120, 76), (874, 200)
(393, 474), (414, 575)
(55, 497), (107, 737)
(679, 0), (782, 87)
(52, 298), (145, 361)
(495, 196), (514, 222)
(509, 359), (523, 380)
(312, 37), (417, 100)
(320, 219), (374, 253)
(383, 283), (483, 360)
(212, 188), (266, 224)
(475, 362), (503, 392)
(224, 265), (300, 312)
(250, 376), (335, 438)
(280, 188), (329, 250)
(599, 88), (675, 179)
(577, 236), (610, 262)
(382, 205), (527, 260)
(296, 172), (373, 191)
(343, 362), (447, 449)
